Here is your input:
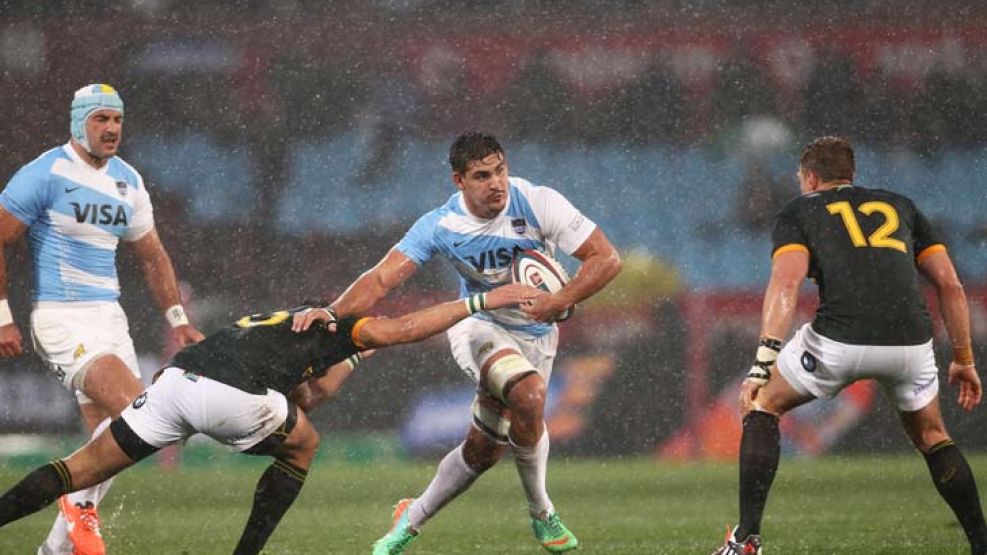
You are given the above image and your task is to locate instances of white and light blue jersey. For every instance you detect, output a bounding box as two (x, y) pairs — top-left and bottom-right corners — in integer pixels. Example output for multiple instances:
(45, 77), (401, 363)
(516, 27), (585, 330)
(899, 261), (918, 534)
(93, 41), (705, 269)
(396, 177), (596, 337)
(0, 144), (154, 302)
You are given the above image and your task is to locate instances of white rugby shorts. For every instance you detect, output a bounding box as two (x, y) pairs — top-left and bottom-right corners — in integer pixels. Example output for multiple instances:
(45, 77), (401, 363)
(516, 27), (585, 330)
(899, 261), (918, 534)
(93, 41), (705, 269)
(448, 316), (559, 387)
(448, 317), (559, 440)
(777, 323), (939, 412)
(120, 367), (290, 452)
(30, 301), (141, 404)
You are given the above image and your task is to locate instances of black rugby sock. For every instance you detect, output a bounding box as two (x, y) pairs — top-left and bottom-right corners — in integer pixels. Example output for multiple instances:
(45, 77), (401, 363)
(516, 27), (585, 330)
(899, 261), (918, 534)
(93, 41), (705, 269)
(233, 459), (308, 555)
(0, 460), (72, 526)
(924, 441), (987, 554)
(735, 410), (780, 540)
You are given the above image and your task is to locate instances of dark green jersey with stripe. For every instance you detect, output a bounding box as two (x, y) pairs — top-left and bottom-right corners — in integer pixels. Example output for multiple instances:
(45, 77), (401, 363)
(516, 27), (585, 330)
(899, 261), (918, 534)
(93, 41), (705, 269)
(170, 306), (361, 395)
(771, 185), (943, 345)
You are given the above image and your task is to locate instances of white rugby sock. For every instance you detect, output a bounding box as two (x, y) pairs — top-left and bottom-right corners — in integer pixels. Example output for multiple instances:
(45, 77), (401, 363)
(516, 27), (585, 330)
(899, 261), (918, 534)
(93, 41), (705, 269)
(408, 444), (478, 530)
(43, 419), (114, 553)
(41, 514), (72, 554)
(511, 427), (554, 518)
(67, 418), (116, 508)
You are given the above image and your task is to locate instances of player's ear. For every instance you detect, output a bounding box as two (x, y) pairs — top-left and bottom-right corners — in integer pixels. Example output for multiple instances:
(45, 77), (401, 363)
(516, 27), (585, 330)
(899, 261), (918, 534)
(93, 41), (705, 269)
(451, 171), (465, 191)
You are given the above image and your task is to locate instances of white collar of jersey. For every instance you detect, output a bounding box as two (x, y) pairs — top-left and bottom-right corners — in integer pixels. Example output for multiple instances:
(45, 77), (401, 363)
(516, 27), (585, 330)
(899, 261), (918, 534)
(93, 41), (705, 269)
(62, 142), (111, 175)
(457, 181), (512, 223)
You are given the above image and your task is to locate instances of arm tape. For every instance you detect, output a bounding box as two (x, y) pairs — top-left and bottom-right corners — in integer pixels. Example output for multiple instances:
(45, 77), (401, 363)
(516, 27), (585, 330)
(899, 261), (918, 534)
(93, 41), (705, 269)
(165, 304), (189, 328)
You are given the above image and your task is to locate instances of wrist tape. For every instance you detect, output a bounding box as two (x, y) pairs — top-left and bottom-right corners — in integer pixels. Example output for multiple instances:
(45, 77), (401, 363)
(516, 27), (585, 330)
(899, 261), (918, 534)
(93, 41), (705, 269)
(165, 305), (189, 328)
(747, 337), (782, 385)
(464, 293), (488, 315)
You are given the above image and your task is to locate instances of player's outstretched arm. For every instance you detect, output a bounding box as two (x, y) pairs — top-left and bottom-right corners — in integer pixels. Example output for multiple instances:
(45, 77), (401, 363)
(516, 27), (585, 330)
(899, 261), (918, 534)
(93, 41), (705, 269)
(130, 229), (204, 347)
(0, 206), (28, 358)
(918, 250), (981, 410)
(357, 284), (542, 348)
(522, 228), (621, 322)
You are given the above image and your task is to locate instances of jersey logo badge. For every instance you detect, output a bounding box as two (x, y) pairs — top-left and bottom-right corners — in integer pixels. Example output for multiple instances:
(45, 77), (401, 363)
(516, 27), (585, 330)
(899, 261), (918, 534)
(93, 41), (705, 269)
(511, 218), (527, 234)
(303, 365), (314, 377)
(64, 186), (80, 194)
(477, 341), (495, 357)
(116, 181), (128, 197)
(801, 351), (817, 373)
(73, 343), (86, 360)
(70, 202), (129, 226)
(132, 392), (147, 409)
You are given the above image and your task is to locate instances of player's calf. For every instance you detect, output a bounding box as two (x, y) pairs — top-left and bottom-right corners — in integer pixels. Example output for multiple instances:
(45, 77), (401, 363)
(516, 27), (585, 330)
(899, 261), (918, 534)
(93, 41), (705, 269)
(0, 461), (73, 527)
(923, 440), (987, 554)
(233, 405), (315, 555)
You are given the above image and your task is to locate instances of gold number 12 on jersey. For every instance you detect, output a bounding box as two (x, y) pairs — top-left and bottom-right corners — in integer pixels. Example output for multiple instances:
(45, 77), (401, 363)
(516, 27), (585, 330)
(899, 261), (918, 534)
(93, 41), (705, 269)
(826, 201), (907, 253)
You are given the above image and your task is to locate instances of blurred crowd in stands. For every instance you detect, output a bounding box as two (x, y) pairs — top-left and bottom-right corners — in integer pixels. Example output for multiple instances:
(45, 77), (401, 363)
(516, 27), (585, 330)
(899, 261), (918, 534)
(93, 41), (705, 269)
(2, 2), (985, 316)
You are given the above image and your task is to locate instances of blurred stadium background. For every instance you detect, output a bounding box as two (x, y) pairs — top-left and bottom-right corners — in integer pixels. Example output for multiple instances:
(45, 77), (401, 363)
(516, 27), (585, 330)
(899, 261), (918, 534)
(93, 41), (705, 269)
(1, 0), (986, 522)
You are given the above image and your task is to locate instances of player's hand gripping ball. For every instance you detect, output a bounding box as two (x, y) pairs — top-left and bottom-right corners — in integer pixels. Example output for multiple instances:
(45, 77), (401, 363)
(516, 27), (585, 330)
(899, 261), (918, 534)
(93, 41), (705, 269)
(511, 249), (574, 322)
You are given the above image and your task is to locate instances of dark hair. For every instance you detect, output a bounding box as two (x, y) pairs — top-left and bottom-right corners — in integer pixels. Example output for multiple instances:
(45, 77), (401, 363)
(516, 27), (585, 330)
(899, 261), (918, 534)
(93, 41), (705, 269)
(799, 136), (855, 182)
(448, 131), (504, 174)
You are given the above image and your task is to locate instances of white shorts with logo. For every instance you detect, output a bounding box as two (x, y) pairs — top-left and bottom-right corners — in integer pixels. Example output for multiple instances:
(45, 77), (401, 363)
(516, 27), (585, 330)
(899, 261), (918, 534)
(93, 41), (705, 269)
(120, 367), (290, 453)
(447, 316), (559, 440)
(30, 301), (141, 404)
(448, 316), (559, 387)
(777, 323), (939, 412)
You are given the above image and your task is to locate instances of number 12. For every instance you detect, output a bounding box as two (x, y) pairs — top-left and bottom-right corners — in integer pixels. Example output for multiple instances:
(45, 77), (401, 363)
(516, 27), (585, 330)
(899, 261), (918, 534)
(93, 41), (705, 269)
(826, 201), (906, 253)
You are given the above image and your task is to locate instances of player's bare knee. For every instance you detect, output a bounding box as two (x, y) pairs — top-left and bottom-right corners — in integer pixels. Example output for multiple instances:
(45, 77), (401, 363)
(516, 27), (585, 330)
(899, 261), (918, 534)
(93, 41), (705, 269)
(482, 352), (539, 404)
(505, 373), (545, 418)
(281, 413), (319, 467)
(78, 354), (143, 414)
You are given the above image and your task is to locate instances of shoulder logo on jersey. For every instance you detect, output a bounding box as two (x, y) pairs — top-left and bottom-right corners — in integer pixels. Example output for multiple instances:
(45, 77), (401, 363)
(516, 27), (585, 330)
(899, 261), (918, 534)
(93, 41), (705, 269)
(467, 245), (525, 272)
(73, 343), (86, 360)
(70, 202), (129, 226)
(132, 392), (147, 409)
(511, 218), (527, 234)
(116, 181), (128, 197)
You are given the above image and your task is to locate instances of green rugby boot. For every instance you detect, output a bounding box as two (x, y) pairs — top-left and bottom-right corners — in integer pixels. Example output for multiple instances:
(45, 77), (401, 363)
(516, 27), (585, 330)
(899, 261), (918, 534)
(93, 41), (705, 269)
(372, 498), (418, 555)
(531, 511), (579, 552)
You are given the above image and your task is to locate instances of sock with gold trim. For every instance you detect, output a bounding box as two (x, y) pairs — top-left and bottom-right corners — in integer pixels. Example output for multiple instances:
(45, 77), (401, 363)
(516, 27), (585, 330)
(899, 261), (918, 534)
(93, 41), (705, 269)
(233, 459), (308, 555)
(0, 461), (72, 527)
(924, 441), (987, 554)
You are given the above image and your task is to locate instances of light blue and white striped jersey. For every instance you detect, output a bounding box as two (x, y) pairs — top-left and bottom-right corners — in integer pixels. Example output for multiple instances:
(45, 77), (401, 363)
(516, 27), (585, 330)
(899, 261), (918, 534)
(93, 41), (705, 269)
(0, 144), (154, 302)
(396, 177), (596, 337)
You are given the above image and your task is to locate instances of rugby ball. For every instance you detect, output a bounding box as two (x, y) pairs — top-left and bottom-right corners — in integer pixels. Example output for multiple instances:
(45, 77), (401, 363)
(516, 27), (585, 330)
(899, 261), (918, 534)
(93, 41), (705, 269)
(511, 249), (574, 322)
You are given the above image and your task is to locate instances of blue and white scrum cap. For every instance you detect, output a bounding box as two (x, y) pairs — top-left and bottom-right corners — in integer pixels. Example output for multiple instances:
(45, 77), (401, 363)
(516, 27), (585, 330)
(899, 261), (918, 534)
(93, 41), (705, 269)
(70, 84), (124, 152)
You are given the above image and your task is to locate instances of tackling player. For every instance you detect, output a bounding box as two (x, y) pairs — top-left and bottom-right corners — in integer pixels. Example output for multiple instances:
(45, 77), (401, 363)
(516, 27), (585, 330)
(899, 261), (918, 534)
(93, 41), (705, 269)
(0, 284), (539, 554)
(295, 131), (621, 554)
(0, 84), (204, 555)
(712, 136), (987, 555)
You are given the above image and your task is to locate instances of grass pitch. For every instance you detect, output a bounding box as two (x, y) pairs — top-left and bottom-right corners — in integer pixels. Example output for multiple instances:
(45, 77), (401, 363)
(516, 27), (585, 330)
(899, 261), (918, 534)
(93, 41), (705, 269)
(2, 452), (985, 554)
